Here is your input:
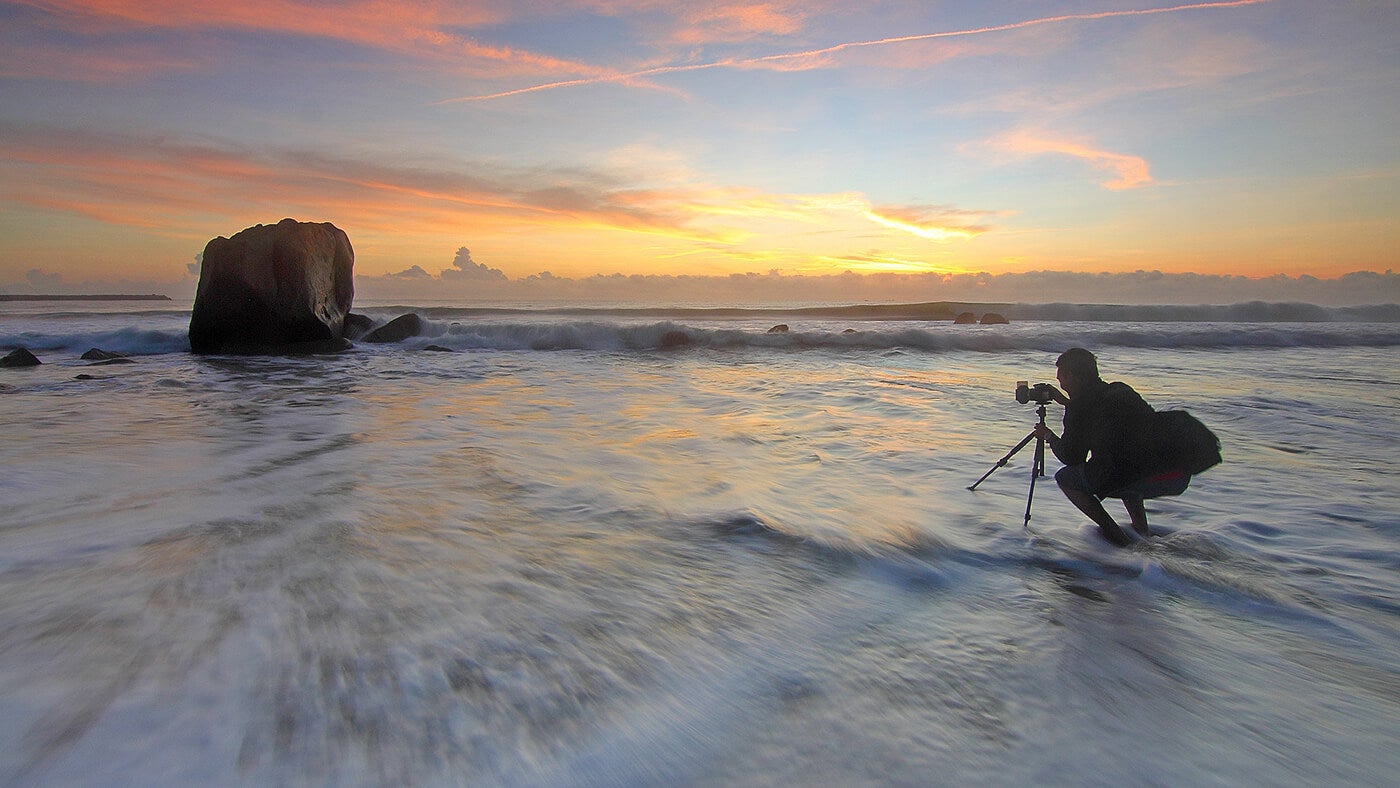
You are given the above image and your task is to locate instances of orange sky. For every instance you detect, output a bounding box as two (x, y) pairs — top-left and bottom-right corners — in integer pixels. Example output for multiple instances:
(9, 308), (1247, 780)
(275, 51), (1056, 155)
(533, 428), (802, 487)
(0, 0), (1396, 302)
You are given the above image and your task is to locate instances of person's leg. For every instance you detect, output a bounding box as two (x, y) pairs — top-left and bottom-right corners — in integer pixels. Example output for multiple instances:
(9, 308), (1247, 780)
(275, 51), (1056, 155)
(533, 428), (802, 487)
(1055, 467), (1132, 547)
(1123, 496), (1149, 538)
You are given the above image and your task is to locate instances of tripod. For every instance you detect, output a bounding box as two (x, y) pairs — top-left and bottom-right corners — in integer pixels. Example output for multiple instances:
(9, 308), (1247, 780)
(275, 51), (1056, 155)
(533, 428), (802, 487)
(968, 404), (1049, 527)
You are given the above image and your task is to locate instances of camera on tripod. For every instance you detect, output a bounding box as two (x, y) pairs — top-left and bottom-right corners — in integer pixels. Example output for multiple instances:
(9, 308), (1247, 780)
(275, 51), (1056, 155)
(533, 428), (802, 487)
(970, 380), (1061, 526)
(1015, 380), (1056, 405)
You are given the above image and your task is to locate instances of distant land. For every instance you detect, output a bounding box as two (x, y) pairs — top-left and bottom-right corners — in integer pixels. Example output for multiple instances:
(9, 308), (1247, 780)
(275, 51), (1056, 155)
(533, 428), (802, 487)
(0, 294), (171, 302)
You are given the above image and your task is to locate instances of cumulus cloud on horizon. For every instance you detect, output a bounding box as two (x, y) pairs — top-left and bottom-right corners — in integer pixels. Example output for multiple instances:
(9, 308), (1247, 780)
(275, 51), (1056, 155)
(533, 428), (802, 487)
(353, 257), (1400, 307)
(6, 253), (1396, 308)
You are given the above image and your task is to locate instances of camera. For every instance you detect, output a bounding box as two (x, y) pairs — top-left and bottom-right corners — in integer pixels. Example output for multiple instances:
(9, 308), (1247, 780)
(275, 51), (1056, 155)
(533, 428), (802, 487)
(1015, 380), (1056, 405)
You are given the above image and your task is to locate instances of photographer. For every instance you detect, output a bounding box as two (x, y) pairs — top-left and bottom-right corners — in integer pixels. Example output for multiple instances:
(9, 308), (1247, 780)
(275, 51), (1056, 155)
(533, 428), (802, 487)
(1032, 348), (1189, 546)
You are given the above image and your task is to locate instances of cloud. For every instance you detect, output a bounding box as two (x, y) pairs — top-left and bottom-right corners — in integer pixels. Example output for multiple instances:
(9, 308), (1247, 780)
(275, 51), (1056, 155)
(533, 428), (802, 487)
(440, 0), (1275, 102)
(387, 265), (434, 280)
(0, 124), (992, 269)
(0, 124), (715, 241)
(2, 0), (605, 81)
(669, 2), (810, 45)
(863, 204), (995, 240)
(973, 130), (1154, 191)
(442, 247), (508, 282)
(353, 266), (1399, 307)
(25, 268), (65, 289)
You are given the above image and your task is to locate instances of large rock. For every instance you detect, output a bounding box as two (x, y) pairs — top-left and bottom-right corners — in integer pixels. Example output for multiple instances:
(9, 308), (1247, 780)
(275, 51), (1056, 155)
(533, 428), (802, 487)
(188, 219), (354, 353)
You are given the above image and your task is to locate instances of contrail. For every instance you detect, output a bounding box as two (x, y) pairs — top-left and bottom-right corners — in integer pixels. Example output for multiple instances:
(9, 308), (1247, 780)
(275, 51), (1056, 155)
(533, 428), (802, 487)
(433, 0), (1271, 105)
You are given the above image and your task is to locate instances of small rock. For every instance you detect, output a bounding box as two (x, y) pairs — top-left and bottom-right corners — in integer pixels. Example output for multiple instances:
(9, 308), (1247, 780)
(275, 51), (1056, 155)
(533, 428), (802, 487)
(1, 348), (41, 367)
(81, 348), (126, 360)
(767, 324), (790, 333)
(423, 344), (455, 352)
(363, 313), (424, 343)
(953, 312), (977, 324)
(980, 313), (1009, 325)
(343, 313), (374, 341)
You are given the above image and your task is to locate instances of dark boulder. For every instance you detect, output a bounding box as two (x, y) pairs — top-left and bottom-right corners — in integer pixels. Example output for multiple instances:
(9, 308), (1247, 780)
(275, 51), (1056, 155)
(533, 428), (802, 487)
(953, 312), (977, 324)
(767, 324), (790, 333)
(1, 348), (41, 367)
(343, 312), (374, 341)
(423, 344), (455, 352)
(188, 218), (354, 354)
(362, 313), (424, 343)
(81, 348), (126, 360)
(980, 313), (1009, 325)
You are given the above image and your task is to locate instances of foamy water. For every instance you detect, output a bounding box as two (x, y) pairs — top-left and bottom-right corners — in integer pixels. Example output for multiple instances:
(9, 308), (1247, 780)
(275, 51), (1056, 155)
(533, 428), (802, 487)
(2, 302), (1398, 785)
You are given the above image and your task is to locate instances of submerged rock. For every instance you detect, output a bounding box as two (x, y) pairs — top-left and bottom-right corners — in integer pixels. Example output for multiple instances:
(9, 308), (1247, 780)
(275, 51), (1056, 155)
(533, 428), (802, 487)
(1, 348), (41, 367)
(81, 348), (126, 361)
(188, 218), (354, 354)
(362, 313), (424, 343)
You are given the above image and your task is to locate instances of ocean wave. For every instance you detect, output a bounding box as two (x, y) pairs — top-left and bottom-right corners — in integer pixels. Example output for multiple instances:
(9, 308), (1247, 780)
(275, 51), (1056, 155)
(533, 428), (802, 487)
(390, 318), (1400, 353)
(0, 325), (190, 356)
(359, 300), (1400, 324)
(5, 301), (1399, 359)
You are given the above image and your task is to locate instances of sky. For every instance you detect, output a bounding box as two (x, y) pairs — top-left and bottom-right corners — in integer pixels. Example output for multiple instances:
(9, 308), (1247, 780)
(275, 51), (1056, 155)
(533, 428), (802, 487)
(0, 0), (1396, 304)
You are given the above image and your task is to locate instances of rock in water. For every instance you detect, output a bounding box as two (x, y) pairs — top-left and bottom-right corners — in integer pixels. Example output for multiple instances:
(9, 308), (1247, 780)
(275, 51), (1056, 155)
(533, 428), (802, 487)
(188, 219), (354, 353)
(343, 312), (375, 341)
(980, 312), (1009, 325)
(362, 313), (424, 343)
(1, 348), (42, 367)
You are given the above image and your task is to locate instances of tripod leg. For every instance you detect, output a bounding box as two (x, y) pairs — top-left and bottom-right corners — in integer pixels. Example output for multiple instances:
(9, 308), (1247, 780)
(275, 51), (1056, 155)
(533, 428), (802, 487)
(1023, 435), (1045, 526)
(968, 430), (1038, 490)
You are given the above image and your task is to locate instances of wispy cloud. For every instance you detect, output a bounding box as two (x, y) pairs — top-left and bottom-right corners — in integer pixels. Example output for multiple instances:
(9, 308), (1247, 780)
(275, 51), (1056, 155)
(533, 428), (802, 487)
(3, 0), (604, 79)
(0, 124), (993, 258)
(973, 131), (1154, 191)
(864, 204), (995, 240)
(669, 1), (810, 45)
(438, 0), (1274, 103)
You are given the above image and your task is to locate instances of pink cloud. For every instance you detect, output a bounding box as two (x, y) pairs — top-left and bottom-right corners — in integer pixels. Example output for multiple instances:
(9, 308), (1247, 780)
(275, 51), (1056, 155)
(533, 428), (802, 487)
(977, 131), (1154, 191)
(6, 0), (603, 79)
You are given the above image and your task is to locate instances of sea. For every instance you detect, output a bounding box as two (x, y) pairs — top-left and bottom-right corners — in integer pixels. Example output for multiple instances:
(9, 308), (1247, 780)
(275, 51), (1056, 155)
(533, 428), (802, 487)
(2, 298), (1398, 786)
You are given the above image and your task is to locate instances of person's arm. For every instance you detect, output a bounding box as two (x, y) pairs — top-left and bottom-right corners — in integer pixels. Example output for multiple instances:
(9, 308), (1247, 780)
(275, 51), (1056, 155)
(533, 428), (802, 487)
(1049, 404), (1089, 465)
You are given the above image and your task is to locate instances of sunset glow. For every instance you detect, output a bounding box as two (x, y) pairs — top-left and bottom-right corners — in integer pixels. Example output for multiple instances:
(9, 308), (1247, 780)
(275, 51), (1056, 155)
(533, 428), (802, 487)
(0, 0), (1396, 302)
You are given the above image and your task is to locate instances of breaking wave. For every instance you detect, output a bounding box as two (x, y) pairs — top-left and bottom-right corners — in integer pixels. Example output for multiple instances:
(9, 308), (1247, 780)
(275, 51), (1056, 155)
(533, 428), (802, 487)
(4, 300), (1397, 359)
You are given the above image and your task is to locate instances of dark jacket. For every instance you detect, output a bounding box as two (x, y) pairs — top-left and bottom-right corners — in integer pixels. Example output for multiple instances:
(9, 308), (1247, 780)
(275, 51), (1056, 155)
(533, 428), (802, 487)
(1051, 380), (1158, 495)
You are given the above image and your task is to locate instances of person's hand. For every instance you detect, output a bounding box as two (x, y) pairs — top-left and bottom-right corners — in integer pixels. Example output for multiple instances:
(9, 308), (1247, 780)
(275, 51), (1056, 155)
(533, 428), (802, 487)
(1047, 385), (1070, 406)
(1033, 424), (1056, 441)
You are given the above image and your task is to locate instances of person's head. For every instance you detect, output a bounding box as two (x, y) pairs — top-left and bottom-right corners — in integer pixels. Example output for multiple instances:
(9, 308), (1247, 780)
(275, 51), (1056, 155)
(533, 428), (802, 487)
(1056, 347), (1100, 397)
